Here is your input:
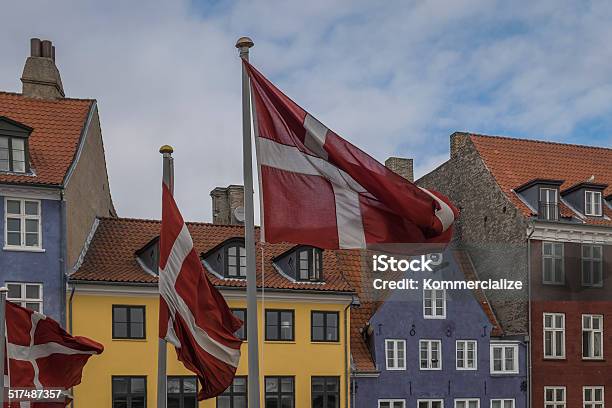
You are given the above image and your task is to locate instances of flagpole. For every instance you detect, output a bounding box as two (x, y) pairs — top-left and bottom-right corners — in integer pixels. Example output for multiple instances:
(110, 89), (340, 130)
(0, 286), (8, 407)
(236, 36), (261, 408)
(157, 145), (174, 408)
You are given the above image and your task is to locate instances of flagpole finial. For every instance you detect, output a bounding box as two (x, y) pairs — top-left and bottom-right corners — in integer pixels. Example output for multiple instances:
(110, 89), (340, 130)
(0, 286), (7, 293)
(159, 145), (174, 155)
(235, 36), (254, 49)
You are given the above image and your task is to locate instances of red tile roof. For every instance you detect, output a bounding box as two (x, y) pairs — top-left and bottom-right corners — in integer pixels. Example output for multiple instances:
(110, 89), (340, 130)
(469, 133), (612, 226)
(70, 217), (354, 294)
(0, 92), (93, 186)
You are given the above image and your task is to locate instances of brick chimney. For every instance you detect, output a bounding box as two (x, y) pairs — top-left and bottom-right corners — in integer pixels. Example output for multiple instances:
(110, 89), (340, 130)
(21, 38), (65, 99)
(211, 185), (245, 225)
(385, 157), (413, 182)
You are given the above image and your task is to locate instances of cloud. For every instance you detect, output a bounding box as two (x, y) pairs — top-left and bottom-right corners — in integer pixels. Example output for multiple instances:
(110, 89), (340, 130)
(1, 0), (611, 221)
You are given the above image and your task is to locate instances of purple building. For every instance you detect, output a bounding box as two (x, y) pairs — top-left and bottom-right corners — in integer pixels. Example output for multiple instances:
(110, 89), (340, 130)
(350, 250), (527, 408)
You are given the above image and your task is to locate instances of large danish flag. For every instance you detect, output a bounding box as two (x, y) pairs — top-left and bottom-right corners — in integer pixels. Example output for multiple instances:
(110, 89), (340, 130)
(3, 301), (103, 408)
(245, 61), (458, 249)
(158, 183), (243, 400)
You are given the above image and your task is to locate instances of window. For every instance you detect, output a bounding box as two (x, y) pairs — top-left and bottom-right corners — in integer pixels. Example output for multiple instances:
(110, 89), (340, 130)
(583, 315), (603, 360)
(4, 198), (41, 249)
(167, 376), (197, 408)
(113, 306), (146, 339)
(543, 313), (565, 359)
(585, 191), (603, 216)
(490, 400), (514, 408)
(217, 376), (247, 408)
(225, 243), (246, 278)
(539, 188), (559, 220)
(378, 400), (405, 408)
(385, 339), (406, 370)
(311, 377), (339, 408)
(545, 387), (566, 408)
(456, 340), (477, 370)
(311, 311), (339, 342)
(423, 288), (445, 319)
(0, 136), (27, 173)
(419, 340), (442, 370)
(582, 245), (603, 287)
(265, 310), (294, 341)
(112, 376), (146, 408)
(264, 377), (294, 408)
(6, 282), (42, 312)
(455, 400), (479, 408)
(232, 309), (247, 340)
(583, 386), (604, 408)
(490, 344), (518, 374)
(418, 400), (443, 408)
(542, 242), (564, 285)
(297, 247), (322, 281)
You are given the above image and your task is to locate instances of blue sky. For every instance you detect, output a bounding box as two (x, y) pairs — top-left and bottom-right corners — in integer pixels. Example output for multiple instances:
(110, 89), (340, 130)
(1, 0), (611, 221)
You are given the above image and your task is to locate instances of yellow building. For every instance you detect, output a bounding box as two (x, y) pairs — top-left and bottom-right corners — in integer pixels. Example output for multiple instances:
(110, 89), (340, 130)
(68, 216), (357, 408)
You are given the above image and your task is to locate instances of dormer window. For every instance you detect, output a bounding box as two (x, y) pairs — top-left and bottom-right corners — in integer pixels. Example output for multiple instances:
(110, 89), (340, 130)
(273, 246), (323, 282)
(0, 117), (32, 174)
(539, 188), (559, 221)
(225, 242), (246, 278)
(585, 191), (602, 216)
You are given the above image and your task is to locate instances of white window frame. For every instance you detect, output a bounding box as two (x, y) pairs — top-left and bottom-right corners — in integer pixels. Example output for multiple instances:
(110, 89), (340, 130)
(539, 188), (559, 220)
(582, 245), (603, 287)
(378, 399), (405, 408)
(582, 315), (604, 360)
(583, 386), (604, 408)
(4, 197), (42, 251)
(543, 313), (565, 359)
(418, 399), (444, 408)
(585, 191), (602, 216)
(385, 339), (406, 371)
(542, 242), (564, 285)
(454, 399), (479, 408)
(545, 386), (566, 408)
(456, 340), (477, 370)
(419, 339), (442, 371)
(423, 288), (446, 319)
(6, 282), (43, 312)
(490, 399), (515, 408)
(489, 343), (519, 374)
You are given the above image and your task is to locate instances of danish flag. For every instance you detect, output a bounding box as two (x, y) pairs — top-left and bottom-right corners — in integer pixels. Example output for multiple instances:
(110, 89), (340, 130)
(245, 61), (459, 249)
(3, 301), (103, 408)
(158, 183), (243, 400)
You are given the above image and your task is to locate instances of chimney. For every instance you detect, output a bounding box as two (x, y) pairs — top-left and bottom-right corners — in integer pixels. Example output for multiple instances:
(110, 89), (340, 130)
(450, 132), (470, 160)
(211, 185), (245, 225)
(21, 38), (65, 99)
(385, 157), (413, 182)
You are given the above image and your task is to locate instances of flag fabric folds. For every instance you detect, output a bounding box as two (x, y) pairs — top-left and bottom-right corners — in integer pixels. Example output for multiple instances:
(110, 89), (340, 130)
(245, 61), (459, 249)
(158, 183), (243, 400)
(3, 301), (104, 408)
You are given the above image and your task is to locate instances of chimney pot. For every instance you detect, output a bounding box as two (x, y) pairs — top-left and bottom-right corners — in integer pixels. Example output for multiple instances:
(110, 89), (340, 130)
(30, 38), (41, 57)
(41, 40), (52, 58)
(52, 45), (56, 62)
(385, 157), (414, 182)
(210, 185), (245, 225)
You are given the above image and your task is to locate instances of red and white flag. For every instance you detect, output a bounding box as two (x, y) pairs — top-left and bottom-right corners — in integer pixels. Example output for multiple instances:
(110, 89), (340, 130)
(158, 183), (243, 400)
(3, 301), (104, 408)
(245, 62), (459, 249)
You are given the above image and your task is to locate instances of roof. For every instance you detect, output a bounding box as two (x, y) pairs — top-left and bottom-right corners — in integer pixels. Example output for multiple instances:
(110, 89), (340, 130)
(468, 133), (612, 226)
(70, 217), (354, 294)
(0, 92), (94, 186)
(342, 249), (503, 374)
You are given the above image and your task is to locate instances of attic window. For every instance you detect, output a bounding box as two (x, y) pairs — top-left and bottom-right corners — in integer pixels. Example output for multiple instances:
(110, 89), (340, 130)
(539, 188), (559, 221)
(274, 246), (323, 282)
(224, 242), (246, 278)
(585, 191), (602, 216)
(0, 117), (32, 174)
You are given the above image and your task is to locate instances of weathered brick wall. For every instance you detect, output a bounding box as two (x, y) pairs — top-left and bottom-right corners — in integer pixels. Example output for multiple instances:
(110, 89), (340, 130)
(417, 132), (529, 334)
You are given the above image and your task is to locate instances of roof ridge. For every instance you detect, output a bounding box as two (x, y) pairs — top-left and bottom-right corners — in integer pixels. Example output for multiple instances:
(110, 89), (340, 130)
(466, 132), (612, 152)
(98, 216), (259, 229)
(0, 91), (95, 103)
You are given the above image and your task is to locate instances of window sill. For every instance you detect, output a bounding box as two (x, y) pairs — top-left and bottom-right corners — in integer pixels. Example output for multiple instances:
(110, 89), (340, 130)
(112, 338), (147, 342)
(456, 368), (478, 371)
(423, 316), (446, 320)
(264, 340), (296, 344)
(490, 372), (520, 376)
(582, 357), (605, 362)
(311, 341), (341, 345)
(542, 357), (566, 361)
(3, 246), (45, 253)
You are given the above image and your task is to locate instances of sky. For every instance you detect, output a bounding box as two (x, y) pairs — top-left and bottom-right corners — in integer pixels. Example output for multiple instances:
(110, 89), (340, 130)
(1, 0), (611, 222)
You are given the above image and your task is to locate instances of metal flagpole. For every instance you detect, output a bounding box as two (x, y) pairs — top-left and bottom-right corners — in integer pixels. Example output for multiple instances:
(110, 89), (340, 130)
(236, 36), (261, 408)
(157, 145), (174, 408)
(0, 286), (8, 407)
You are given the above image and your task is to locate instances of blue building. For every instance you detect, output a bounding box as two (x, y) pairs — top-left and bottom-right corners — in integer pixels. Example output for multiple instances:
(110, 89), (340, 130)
(0, 38), (114, 323)
(350, 250), (528, 408)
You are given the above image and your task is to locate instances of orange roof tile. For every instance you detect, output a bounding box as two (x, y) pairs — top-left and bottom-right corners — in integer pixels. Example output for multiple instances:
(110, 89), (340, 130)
(70, 217), (355, 294)
(0, 92), (93, 186)
(468, 133), (612, 226)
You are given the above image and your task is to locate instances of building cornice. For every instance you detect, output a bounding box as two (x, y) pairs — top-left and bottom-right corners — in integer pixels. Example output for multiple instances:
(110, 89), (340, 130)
(0, 184), (62, 200)
(529, 221), (612, 244)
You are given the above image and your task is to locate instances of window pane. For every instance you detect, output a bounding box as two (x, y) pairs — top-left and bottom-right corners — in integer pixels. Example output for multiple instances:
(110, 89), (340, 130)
(265, 378), (278, 393)
(167, 378), (181, 393)
(7, 232), (20, 246)
(130, 322), (144, 338)
(25, 232), (38, 247)
(7, 284), (22, 299)
(312, 312), (324, 326)
(7, 218), (20, 232)
(113, 377), (128, 394)
(25, 219), (38, 233)
(280, 377), (292, 392)
(131, 307), (144, 324)
(183, 377), (197, 393)
(131, 377), (145, 393)
(24, 201), (38, 216)
(6, 200), (20, 214)
(25, 302), (40, 312)
(114, 322), (128, 338)
(25, 284), (40, 299)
